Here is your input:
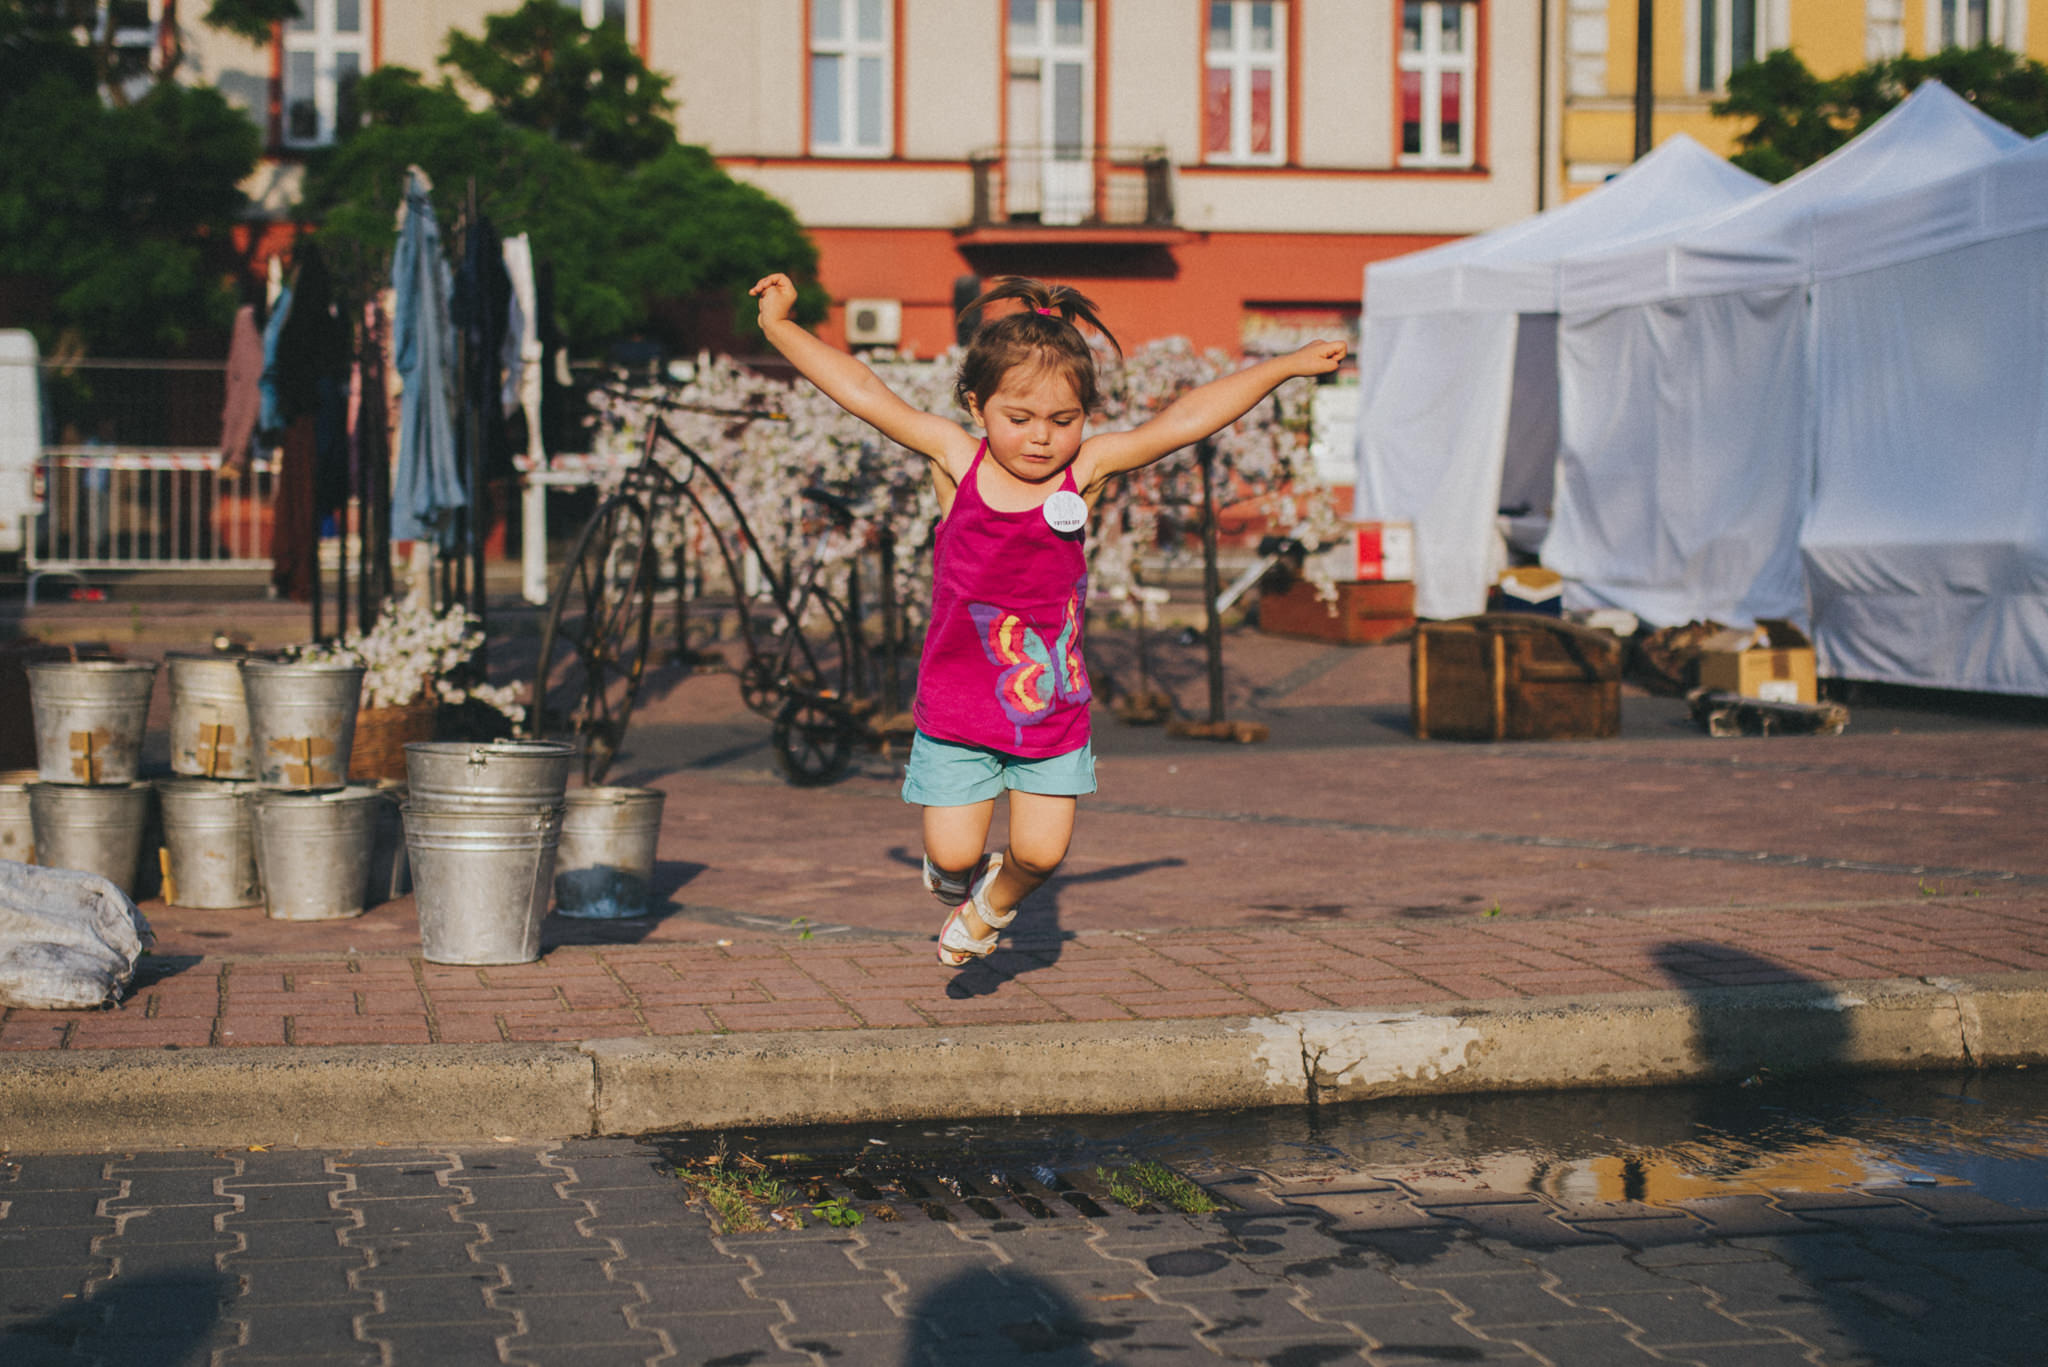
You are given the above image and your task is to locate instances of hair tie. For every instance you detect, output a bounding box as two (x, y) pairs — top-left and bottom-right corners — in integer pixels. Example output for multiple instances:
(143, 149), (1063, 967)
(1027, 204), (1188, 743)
(1033, 306), (1058, 316)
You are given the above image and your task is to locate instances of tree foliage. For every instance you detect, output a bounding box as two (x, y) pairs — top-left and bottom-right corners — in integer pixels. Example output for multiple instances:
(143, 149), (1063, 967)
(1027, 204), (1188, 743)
(0, 2), (262, 354)
(441, 0), (674, 167)
(1715, 45), (2048, 182)
(301, 4), (824, 351)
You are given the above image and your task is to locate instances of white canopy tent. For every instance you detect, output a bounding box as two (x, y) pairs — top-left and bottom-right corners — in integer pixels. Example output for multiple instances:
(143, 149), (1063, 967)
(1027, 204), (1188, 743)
(1354, 135), (1765, 621)
(1543, 83), (2026, 630)
(1800, 134), (2048, 695)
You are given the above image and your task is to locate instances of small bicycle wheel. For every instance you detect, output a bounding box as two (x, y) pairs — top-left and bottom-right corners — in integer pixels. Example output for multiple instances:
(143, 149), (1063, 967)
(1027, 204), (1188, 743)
(771, 694), (855, 787)
(532, 495), (655, 782)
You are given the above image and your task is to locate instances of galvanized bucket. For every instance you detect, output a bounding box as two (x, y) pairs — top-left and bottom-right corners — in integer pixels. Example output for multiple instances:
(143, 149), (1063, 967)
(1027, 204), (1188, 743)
(367, 781), (412, 905)
(167, 653), (253, 779)
(247, 786), (380, 921)
(27, 780), (153, 896)
(403, 740), (574, 811)
(241, 659), (365, 790)
(0, 768), (37, 864)
(155, 778), (259, 909)
(26, 660), (158, 785)
(404, 802), (564, 964)
(554, 786), (666, 919)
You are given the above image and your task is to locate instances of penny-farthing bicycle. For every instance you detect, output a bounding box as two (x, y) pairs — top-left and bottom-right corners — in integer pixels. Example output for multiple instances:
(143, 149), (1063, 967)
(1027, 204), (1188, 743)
(527, 398), (908, 785)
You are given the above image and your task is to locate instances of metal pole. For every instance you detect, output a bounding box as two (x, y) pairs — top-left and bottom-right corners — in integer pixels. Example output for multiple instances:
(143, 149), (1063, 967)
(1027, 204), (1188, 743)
(465, 179), (488, 673)
(1196, 440), (1226, 725)
(1634, 0), (1655, 160)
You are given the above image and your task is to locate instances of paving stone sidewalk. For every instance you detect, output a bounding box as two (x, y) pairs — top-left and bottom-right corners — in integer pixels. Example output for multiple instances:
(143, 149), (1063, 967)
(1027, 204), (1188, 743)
(4, 1138), (2045, 1365)
(4, 896), (2045, 1052)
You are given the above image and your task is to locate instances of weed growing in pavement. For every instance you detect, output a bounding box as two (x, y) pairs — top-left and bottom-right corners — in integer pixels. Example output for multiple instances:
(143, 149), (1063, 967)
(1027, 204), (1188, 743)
(675, 1152), (807, 1232)
(811, 1197), (865, 1227)
(1098, 1165), (1149, 1211)
(1482, 901), (1503, 918)
(1125, 1160), (1223, 1213)
(791, 916), (815, 940)
(1919, 880), (1944, 897)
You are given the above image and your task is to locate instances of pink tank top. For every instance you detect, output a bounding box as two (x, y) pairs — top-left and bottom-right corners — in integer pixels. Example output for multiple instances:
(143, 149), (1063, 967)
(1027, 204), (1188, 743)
(914, 442), (1092, 757)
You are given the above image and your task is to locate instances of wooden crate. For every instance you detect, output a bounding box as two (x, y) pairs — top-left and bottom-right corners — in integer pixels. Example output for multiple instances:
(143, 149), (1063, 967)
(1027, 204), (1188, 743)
(1411, 614), (1622, 740)
(1258, 577), (1415, 645)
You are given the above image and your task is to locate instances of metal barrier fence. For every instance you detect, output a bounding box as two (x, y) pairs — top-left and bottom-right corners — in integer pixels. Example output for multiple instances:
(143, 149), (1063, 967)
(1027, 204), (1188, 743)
(27, 447), (276, 575)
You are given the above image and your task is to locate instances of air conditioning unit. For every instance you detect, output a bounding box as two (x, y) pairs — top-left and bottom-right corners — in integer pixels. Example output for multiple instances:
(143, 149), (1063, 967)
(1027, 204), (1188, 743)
(844, 298), (902, 347)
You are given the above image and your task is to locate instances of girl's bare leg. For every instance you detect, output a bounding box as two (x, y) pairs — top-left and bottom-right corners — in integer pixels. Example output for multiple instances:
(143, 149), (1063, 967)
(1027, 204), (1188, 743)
(923, 799), (996, 932)
(982, 791), (1076, 920)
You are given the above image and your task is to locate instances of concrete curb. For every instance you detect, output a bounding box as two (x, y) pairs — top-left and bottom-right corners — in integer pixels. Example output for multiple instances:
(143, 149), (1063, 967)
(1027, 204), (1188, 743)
(6, 974), (2047, 1152)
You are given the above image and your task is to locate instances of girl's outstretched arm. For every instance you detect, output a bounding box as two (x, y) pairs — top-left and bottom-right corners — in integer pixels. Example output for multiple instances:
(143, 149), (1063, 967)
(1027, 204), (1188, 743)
(1078, 339), (1347, 493)
(750, 274), (970, 465)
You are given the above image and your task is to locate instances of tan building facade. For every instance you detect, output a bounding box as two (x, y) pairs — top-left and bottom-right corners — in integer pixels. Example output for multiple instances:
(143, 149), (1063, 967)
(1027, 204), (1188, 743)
(1564, 0), (2046, 194)
(183, 1), (1566, 354)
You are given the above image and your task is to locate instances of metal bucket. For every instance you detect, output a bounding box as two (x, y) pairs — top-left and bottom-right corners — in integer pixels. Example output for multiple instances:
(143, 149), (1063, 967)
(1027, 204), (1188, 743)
(27, 780), (153, 896)
(167, 653), (253, 779)
(26, 660), (158, 785)
(155, 779), (259, 909)
(554, 787), (666, 919)
(403, 740), (574, 810)
(404, 802), (564, 964)
(0, 769), (37, 864)
(247, 786), (380, 921)
(367, 782), (412, 906)
(241, 659), (365, 790)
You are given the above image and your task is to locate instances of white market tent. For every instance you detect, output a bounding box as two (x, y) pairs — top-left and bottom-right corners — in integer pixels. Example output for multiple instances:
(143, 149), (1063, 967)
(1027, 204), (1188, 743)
(1542, 83), (2026, 631)
(1800, 133), (2048, 695)
(1354, 135), (1767, 621)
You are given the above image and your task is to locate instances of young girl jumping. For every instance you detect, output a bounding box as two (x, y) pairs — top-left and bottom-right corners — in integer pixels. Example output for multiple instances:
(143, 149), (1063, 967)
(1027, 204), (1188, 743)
(749, 272), (1345, 966)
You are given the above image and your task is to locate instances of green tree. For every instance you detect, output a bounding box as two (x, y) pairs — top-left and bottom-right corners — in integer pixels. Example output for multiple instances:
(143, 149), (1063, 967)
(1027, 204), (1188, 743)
(300, 4), (825, 351)
(0, 1), (266, 354)
(1715, 45), (2048, 182)
(441, 0), (674, 168)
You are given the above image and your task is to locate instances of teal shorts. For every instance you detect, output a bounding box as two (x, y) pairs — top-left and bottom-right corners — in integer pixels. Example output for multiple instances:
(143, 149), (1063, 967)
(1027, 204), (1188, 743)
(901, 730), (1097, 807)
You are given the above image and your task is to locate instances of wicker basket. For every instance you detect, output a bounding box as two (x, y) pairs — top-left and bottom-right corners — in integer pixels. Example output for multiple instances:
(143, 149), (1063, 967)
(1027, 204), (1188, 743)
(348, 698), (437, 782)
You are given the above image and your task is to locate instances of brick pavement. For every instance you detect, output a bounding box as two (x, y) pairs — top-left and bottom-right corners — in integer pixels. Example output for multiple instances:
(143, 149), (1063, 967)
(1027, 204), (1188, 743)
(5, 896), (2045, 1052)
(5, 1135), (2047, 1364)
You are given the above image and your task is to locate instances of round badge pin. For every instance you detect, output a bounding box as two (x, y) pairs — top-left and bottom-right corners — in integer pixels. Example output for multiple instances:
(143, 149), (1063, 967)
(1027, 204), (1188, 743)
(1043, 490), (1088, 534)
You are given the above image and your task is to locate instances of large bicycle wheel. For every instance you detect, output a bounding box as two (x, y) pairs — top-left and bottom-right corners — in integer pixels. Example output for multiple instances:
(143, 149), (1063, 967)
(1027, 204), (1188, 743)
(532, 495), (656, 782)
(771, 693), (855, 787)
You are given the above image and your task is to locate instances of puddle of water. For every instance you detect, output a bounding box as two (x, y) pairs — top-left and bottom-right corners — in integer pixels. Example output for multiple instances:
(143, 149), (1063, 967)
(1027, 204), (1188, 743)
(653, 1068), (2048, 1218)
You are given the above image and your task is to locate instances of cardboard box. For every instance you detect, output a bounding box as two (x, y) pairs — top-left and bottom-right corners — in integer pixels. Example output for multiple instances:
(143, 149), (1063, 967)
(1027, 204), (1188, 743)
(1310, 521), (1414, 583)
(1696, 619), (1817, 704)
(1259, 576), (1415, 644)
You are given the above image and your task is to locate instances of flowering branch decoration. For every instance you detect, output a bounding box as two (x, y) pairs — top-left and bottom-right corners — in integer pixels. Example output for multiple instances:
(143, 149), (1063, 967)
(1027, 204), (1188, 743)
(296, 596), (526, 726)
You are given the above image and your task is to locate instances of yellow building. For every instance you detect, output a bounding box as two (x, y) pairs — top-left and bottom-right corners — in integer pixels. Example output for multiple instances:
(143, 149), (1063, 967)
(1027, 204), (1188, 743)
(1563, 0), (2048, 194)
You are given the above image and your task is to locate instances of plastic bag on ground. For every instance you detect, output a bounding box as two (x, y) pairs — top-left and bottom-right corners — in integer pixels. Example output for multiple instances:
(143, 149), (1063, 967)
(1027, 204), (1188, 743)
(0, 859), (154, 1010)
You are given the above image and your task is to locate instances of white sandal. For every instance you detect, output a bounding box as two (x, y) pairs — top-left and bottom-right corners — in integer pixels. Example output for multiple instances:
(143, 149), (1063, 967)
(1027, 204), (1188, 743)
(922, 854), (971, 907)
(934, 853), (1008, 966)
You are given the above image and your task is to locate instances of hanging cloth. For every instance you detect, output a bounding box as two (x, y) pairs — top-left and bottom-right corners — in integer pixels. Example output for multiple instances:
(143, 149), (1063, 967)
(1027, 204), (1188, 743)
(452, 210), (513, 486)
(218, 303), (263, 472)
(501, 232), (545, 468)
(390, 166), (464, 548)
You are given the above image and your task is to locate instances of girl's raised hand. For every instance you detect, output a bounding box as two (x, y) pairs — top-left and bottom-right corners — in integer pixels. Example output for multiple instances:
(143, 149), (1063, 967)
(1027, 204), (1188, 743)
(750, 273), (799, 327)
(1288, 339), (1349, 377)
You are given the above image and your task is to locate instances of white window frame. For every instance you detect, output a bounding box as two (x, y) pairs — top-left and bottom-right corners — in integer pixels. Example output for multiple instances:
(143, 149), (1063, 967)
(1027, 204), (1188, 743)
(281, 0), (368, 149)
(1688, 0), (1790, 94)
(1397, 1), (1477, 170)
(561, 0), (640, 42)
(1926, 0), (2016, 49)
(1204, 2), (1287, 166)
(810, 0), (894, 158)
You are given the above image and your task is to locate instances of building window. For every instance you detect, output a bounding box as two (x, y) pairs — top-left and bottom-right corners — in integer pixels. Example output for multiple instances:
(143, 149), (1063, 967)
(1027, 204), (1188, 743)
(810, 0), (892, 157)
(1693, 0), (1767, 92)
(1399, 2), (1476, 169)
(282, 0), (366, 148)
(1931, 0), (2000, 47)
(1205, 2), (1285, 164)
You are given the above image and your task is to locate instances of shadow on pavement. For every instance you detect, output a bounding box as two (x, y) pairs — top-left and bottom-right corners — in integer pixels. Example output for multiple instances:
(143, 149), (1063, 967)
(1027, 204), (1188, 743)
(943, 856), (1185, 999)
(902, 1265), (1121, 1364)
(0, 1269), (230, 1367)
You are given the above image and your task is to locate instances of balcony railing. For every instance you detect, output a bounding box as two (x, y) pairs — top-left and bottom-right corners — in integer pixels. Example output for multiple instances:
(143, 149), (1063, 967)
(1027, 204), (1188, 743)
(968, 146), (1174, 230)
